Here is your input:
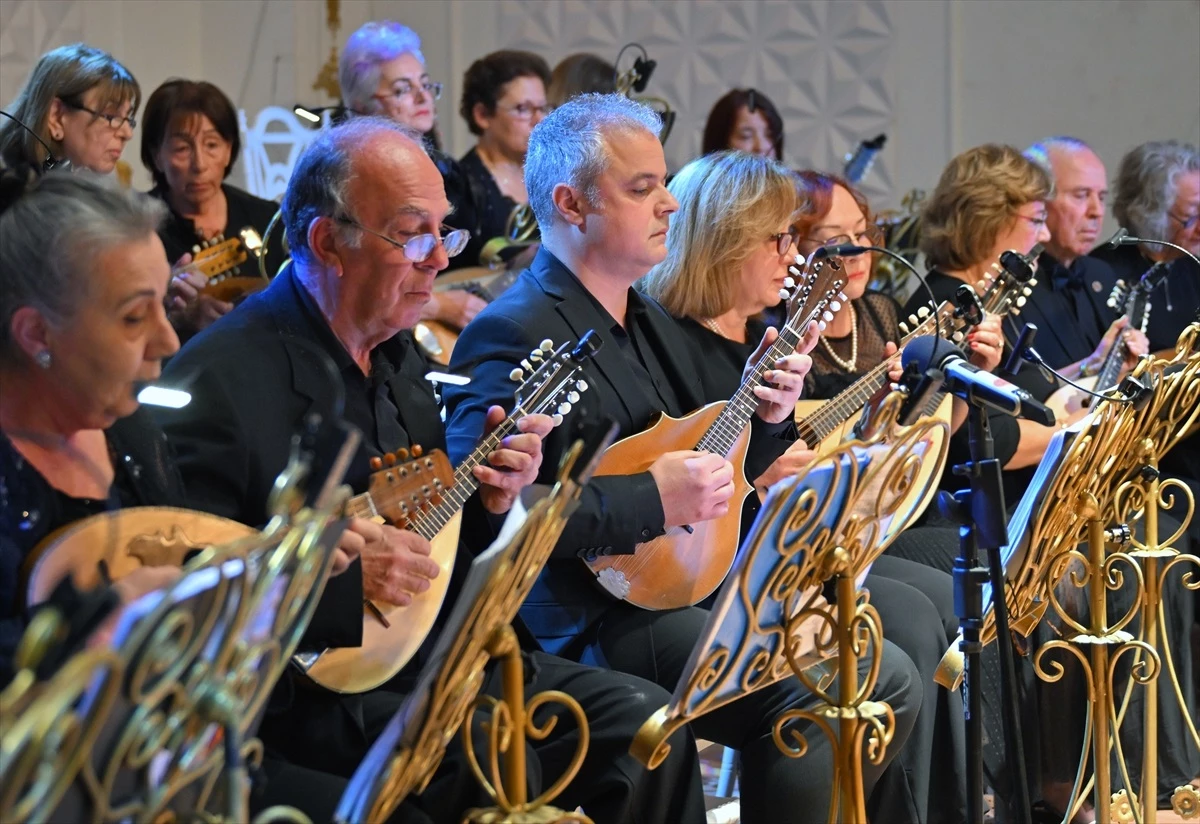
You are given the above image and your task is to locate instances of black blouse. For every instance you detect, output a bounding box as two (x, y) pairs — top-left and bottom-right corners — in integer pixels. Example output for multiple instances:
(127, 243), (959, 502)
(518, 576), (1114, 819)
(150, 183), (287, 281)
(0, 407), (184, 685)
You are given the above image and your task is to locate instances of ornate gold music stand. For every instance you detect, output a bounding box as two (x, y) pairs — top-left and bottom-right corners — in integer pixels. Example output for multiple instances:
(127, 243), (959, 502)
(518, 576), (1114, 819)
(632, 388), (947, 822)
(334, 427), (615, 824)
(0, 431), (357, 824)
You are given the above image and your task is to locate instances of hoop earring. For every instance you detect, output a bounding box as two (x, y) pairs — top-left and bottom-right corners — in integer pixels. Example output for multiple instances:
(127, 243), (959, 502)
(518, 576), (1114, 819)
(34, 350), (51, 369)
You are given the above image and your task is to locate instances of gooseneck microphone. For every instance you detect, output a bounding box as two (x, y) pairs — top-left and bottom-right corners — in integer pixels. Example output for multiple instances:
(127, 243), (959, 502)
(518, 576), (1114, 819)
(1104, 227), (1200, 269)
(0, 110), (70, 172)
(901, 334), (1057, 425)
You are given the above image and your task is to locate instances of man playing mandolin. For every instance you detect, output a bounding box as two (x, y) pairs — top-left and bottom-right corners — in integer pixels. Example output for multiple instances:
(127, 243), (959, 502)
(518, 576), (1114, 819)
(155, 117), (707, 824)
(443, 93), (926, 824)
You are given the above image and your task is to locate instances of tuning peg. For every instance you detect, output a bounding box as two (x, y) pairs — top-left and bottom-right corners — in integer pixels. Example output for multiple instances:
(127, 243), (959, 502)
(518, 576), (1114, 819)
(192, 244), (202, 254)
(899, 321), (910, 335)
(539, 339), (553, 351)
(778, 288), (790, 300)
(822, 310), (834, 323)
(232, 266), (241, 276)
(567, 390), (580, 403)
(829, 300), (842, 312)
(1012, 307), (1023, 316)
(412, 445), (423, 457)
(576, 379), (588, 391)
(783, 276), (795, 289)
(522, 358), (535, 372)
(370, 456), (383, 471)
(1028, 277), (1037, 287)
(552, 413), (564, 426)
(952, 331), (965, 343)
(509, 367), (524, 381)
(976, 280), (987, 291)
(558, 401), (572, 415)
(1016, 296), (1026, 308)
(384, 452), (397, 467)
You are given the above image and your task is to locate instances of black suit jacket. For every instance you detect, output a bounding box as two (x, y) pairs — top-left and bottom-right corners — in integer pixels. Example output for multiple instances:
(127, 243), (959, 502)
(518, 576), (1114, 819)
(155, 266), (478, 662)
(442, 248), (782, 653)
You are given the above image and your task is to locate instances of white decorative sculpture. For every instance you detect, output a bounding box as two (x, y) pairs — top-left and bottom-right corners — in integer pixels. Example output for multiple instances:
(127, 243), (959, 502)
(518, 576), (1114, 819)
(238, 106), (323, 202)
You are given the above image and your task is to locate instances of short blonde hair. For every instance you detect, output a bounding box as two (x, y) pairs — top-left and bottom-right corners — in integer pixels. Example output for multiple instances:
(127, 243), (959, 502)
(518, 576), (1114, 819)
(643, 151), (798, 319)
(919, 144), (1052, 271)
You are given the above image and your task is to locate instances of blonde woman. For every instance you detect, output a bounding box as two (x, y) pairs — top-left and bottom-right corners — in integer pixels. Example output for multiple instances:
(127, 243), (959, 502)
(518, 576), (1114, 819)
(0, 43), (139, 174)
(645, 150), (968, 824)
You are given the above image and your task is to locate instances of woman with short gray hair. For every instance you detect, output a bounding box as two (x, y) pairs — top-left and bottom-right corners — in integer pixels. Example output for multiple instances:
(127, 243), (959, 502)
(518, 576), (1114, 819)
(339, 21), (441, 146)
(0, 167), (182, 684)
(1092, 139), (1200, 353)
(0, 43), (140, 174)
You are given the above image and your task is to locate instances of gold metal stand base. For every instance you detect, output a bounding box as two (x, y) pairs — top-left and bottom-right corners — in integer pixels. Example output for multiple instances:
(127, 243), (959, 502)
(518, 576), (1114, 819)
(1172, 784), (1199, 819)
(462, 807), (591, 823)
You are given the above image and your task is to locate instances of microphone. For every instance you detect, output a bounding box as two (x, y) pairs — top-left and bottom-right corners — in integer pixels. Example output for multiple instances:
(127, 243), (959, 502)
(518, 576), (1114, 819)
(1003, 319), (1135, 407)
(1103, 227), (1129, 248)
(901, 335), (1057, 425)
(1106, 228), (1200, 269)
(631, 56), (657, 93)
(0, 110), (69, 173)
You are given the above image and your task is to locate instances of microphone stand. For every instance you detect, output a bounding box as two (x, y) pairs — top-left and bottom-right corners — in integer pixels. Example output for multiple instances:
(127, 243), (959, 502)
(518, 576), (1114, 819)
(937, 401), (1033, 824)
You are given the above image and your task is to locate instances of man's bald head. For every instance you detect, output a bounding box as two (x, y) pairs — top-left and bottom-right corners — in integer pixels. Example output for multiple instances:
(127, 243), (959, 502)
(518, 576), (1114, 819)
(1026, 136), (1108, 265)
(282, 116), (432, 264)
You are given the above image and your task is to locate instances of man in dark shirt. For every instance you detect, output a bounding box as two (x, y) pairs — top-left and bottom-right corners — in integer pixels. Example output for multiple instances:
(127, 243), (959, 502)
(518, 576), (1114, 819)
(156, 117), (705, 824)
(443, 93), (924, 824)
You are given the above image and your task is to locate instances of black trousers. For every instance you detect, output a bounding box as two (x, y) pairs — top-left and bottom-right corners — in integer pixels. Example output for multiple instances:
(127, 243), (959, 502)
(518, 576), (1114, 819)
(566, 602), (923, 824)
(870, 552), (968, 824)
(253, 652), (706, 824)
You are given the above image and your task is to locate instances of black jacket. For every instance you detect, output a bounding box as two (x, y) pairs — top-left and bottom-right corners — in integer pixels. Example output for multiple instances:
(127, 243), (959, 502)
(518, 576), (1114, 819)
(442, 247), (790, 653)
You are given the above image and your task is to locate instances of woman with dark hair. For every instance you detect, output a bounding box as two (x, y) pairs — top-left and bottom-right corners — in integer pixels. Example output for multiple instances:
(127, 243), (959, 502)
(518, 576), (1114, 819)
(0, 43), (139, 174)
(547, 52), (616, 108)
(701, 88), (783, 160)
(140, 79), (284, 335)
(452, 49), (550, 271)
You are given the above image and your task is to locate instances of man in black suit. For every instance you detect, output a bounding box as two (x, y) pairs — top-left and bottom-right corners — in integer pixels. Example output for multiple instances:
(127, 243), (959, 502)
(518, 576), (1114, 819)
(443, 93), (924, 823)
(156, 117), (705, 824)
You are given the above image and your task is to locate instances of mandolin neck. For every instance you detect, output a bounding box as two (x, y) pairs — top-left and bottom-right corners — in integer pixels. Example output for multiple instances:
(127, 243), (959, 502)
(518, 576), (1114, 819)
(696, 316), (807, 457)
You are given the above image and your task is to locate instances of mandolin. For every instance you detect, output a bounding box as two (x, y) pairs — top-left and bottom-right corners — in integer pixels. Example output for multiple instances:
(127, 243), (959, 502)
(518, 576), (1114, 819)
(1044, 260), (1168, 421)
(298, 332), (602, 692)
(414, 266), (522, 366)
(794, 247), (1040, 456)
(24, 447), (453, 607)
(582, 262), (845, 610)
(188, 228), (269, 304)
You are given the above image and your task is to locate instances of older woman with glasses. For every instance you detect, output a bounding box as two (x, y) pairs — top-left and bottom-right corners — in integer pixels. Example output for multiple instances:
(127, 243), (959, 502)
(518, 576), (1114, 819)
(1091, 139), (1200, 354)
(0, 43), (139, 174)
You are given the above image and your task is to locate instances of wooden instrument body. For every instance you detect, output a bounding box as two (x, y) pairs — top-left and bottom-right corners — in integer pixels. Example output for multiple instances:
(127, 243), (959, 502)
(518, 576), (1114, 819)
(1044, 374), (1099, 422)
(417, 266), (519, 365)
(302, 512), (462, 693)
(25, 506), (256, 605)
(584, 401), (752, 610)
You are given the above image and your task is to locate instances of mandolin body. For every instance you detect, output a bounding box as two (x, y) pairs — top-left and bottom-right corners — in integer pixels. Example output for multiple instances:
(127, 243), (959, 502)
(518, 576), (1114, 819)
(302, 511), (461, 693)
(584, 401), (752, 610)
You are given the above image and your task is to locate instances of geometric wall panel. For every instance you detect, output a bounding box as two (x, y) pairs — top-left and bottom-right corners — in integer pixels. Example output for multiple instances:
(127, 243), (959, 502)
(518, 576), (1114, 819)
(496, 0), (895, 204)
(0, 0), (85, 106)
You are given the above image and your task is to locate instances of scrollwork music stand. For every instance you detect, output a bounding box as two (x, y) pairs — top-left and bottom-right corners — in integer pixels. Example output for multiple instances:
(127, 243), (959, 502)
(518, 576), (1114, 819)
(0, 428), (357, 824)
(632, 389), (948, 823)
(334, 424), (616, 824)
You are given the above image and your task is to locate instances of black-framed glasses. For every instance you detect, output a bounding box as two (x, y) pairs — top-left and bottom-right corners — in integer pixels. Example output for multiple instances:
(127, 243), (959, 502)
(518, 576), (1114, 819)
(770, 227), (801, 256)
(337, 217), (470, 263)
(1168, 211), (1199, 231)
(804, 226), (885, 250)
(60, 98), (136, 130)
(377, 80), (443, 103)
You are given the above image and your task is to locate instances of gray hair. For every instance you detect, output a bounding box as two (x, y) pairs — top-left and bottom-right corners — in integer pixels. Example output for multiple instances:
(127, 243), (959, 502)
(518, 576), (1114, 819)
(339, 21), (425, 114)
(1112, 140), (1200, 240)
(0, 43), (140, 170)
(281, 116), (424, 266)
(0, 170), (165, 361)
(524, 93), (662, 229)
(1024, 135), (1095, 177)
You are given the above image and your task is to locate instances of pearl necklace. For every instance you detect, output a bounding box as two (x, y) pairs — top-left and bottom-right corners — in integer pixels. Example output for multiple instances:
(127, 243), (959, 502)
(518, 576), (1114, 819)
(819, 302), (858, 371)
(702, 317), (725, 337)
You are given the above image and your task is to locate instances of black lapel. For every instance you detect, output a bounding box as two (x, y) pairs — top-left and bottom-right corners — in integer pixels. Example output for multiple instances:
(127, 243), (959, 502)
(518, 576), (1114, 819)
(532, 252), (646, 430)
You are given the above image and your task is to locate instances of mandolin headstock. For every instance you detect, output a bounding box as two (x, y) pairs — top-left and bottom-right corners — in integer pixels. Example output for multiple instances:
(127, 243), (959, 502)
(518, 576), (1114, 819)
(365, 445), (454, 526)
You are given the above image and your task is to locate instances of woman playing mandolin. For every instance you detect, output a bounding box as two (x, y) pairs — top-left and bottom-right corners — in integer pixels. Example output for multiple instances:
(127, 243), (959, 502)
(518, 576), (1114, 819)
(644, 149), (970, 824)
(141, 79), (286, 338)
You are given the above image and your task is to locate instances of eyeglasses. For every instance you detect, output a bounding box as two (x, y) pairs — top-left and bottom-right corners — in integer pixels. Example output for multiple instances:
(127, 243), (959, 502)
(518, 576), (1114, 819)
(337, 217), (470, 262)
(1168, 211), (1200, 231)
(500, 102), (549, 120)
(804, 227), (885, 251)
(770, 228), (801, 256)
(377, 80), (443, 103)
(60, 99), (136, 130)
(1016, 214), (1049, 230)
